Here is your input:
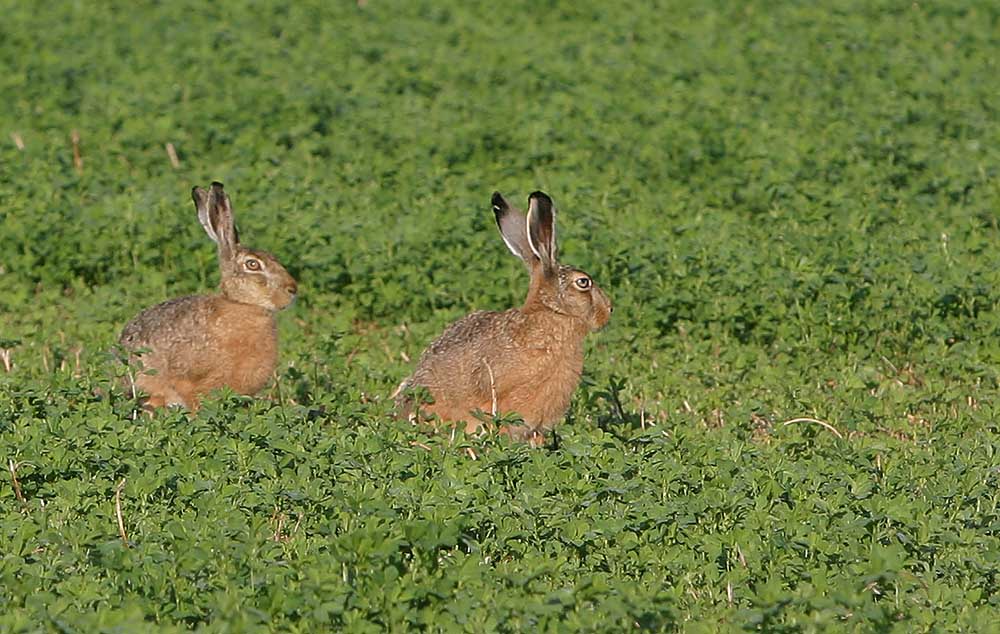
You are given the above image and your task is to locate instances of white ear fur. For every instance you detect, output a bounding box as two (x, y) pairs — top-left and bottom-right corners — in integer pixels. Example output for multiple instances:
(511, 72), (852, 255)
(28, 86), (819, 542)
(496, 215), (525, 260)
(525, 192), (557, 268)
(498, 231), (523, 258)
(192, 183), (239, 260)
(198, 210), (219, 244)
(493, 191), (532, 262)
(524, 213), (541, 261)
(210, 183), (238, 255)
(193, 187), (219, 244)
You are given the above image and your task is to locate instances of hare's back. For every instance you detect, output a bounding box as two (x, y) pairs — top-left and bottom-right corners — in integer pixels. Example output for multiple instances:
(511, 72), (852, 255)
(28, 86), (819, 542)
(119, 295), (218, 349)
(423, 309), (523, 358)
(407, 309), (517, 396)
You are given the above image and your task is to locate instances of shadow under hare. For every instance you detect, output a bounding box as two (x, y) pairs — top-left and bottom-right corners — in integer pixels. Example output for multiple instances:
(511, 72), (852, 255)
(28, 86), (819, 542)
(119, 182), (297, 411)
(396, 191), (612, 445)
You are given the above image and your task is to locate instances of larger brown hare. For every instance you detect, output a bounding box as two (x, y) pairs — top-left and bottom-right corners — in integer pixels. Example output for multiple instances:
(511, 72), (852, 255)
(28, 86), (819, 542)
(396, 191), (612, 444)
(119, 182), (297, 411)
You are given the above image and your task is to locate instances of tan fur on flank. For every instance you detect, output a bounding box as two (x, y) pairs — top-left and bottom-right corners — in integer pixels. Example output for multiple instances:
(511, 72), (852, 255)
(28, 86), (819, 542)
(396, 191), (612, 444)
(119, 182), (297, 411)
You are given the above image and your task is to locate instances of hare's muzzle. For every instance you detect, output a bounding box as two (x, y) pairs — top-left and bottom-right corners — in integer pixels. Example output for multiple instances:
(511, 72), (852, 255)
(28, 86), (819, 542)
(591, 287), (613, 331)
(278, 281), (298, 308)
(267, 271), (298, 310)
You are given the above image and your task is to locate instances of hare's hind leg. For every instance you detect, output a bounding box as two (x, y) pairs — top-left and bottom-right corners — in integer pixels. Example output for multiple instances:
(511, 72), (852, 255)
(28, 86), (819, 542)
(134, 373), (195, 411)
(169, 379), (200, 411)
(419, 401), (479, 433)
(142, 393), (167, 410)
(499, 423), (545, 446)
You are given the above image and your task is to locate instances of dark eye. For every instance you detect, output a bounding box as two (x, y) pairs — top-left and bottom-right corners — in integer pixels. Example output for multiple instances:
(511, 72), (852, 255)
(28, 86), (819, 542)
(574, 277), (592, 290)
(244, 258), (262, 271)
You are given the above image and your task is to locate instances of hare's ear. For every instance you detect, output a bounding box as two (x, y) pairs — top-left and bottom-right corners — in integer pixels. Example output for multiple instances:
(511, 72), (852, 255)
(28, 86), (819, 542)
(192, 182), (239, 259)
(526, 191), (557, 271)
(492, 191), (532, 262)
(192, 186), (217, 242)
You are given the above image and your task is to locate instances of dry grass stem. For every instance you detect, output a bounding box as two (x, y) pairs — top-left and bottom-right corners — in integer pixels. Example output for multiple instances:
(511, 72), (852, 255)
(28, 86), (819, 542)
(465, 447), (478, 461)
(11, 132), (24, 150)
(126, 365), (140, 421)
(8, 459), (26, 504)
(483, 361), (498, 416)
(409, 441), (432, 452)
(71, 129), (83, 173)
(390, 379), (405, 401)
(270, 509), (300, 542)
(271, 369), (284, 407)
(115, 478), (129, 547)
(0, 347), (12, 373)
(780, 417), (844, 440)
(710, 408), (725, 428)
(165, 142), (180, 168)
(272, 510), (285, 541)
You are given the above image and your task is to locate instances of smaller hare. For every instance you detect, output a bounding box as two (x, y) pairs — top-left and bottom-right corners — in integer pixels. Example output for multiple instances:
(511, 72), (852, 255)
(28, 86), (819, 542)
(119, 182), (297, 411)
(396, 191), (612, 444)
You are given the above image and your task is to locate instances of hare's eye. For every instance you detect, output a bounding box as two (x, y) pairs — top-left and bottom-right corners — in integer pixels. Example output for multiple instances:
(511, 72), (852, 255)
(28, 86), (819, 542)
(244, 258), (262, 271)
(574, 277), (592, 290)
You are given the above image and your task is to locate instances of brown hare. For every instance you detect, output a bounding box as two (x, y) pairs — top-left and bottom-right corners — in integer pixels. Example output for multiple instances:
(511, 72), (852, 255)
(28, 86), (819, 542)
(119, 182), (297, 411)
(396, 191), (612, 444)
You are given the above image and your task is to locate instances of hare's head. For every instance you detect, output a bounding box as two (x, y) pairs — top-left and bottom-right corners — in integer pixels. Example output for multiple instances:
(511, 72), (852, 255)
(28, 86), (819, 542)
(492, 191), (612, 332)
(192, 182), (298, 311)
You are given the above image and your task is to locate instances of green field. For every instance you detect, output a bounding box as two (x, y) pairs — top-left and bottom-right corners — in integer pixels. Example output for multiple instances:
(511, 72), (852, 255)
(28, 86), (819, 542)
(3, 0), (1000, 631)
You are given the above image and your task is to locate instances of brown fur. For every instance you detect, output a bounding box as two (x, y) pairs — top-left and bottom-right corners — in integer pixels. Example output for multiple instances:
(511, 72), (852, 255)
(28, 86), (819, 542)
(118, 183), (296, 411)
(396, 191), (612, 442)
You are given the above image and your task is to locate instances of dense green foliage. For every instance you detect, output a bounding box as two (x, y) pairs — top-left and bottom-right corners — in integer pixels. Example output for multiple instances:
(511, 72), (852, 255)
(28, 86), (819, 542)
(3, 0), (1000, 631)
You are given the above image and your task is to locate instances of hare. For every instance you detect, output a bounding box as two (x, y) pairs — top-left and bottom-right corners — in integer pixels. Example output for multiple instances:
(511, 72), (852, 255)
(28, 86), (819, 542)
(118, 182), (297, 411)
(395, 191), (612, 444)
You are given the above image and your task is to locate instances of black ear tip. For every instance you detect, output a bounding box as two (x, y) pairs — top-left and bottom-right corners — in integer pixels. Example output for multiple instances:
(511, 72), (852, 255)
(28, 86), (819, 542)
(211, 181), (225, 191)
(528, 191), (552, 206)
(491, 191), (506, 210)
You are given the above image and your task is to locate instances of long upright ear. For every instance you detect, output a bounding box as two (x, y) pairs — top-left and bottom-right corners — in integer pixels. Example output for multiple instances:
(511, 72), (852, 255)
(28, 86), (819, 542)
(192, 186), (216, 242)
(192, 182), (239, 259)
(492, 191), (532, 263)
(526, 191), (557, 271)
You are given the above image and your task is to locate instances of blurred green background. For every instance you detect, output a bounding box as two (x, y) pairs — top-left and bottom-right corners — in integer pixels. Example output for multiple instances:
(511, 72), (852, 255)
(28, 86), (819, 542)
(2, 1), (999, 631)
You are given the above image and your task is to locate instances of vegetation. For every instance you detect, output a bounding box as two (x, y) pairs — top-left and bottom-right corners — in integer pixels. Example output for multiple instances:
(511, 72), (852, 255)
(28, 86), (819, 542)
(2, 0), (999, 631)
